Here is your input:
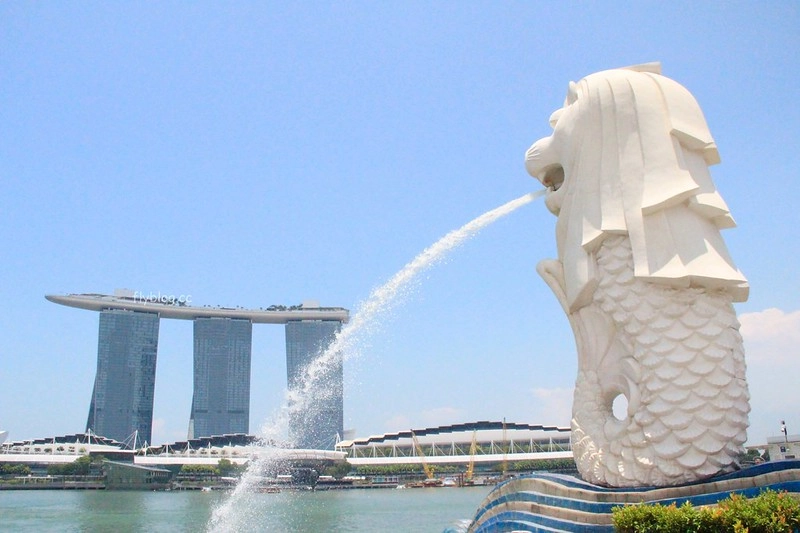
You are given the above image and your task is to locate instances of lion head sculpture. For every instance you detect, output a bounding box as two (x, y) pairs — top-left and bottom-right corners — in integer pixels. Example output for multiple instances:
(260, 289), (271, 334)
(525, 63), (748, 312)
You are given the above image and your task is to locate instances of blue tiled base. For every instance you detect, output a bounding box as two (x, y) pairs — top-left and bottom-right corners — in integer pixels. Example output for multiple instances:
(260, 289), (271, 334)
(464, 461), (800, 533)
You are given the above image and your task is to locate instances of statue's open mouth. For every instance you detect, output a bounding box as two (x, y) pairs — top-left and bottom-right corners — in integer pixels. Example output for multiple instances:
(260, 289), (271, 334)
(542, 165), (564, 191)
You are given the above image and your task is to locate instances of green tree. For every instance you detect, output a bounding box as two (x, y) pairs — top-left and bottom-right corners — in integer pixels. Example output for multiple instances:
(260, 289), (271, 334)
(180, 464), (217, 475)
(216, 458), (241, 476)
(743, 448), (767, 464)
(0, 463), (31, 476)
(72, 454), (93, 475)
(46, 454), (92, 476)
(323, 462), (352, 479)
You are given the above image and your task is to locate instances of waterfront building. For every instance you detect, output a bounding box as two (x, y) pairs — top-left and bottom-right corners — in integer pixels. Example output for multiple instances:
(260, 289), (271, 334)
(46, 292), (349, 447)
(765, 433), (800, 461)
(104, 461), (172, 490)
(336, 421), (573, 472)
(285, 320), (343, 450)
(2, 424), (572, 474)
(86, 310), (159, 446)
(136, 434), (346, 469)
(188, 318), (252, 439)
(0, 432), (134, 468)
(0, 432), (344, 469)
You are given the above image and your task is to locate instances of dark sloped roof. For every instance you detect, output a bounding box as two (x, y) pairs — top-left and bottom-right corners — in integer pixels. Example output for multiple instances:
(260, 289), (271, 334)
(350, 421), (570, 446)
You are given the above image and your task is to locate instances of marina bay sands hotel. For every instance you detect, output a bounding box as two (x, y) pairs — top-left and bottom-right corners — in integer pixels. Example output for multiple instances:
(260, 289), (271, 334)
(46, 291), (349, 450)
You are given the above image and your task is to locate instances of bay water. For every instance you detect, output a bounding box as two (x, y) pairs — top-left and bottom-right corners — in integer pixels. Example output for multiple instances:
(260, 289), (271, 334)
(0, 486), (489, 532)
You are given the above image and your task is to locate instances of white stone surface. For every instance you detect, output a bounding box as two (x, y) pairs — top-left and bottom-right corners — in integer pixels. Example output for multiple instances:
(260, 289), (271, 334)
(526, 63), (751, 487)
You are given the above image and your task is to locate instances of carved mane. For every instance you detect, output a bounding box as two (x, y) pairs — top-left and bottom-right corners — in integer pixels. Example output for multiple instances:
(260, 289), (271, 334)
(540, 65), (748, 311)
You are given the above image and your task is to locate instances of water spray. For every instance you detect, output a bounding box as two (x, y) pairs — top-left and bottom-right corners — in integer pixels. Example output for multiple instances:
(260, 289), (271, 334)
(208, 189), (546, 531)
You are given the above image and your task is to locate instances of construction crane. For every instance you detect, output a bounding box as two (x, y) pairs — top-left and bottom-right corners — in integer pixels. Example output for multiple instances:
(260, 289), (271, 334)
(411, 430), (440, 485)
(464, 430), (478, 485)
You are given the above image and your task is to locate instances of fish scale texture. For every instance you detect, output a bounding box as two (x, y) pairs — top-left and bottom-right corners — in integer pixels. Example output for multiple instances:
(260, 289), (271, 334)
(570, 235), (749, 487)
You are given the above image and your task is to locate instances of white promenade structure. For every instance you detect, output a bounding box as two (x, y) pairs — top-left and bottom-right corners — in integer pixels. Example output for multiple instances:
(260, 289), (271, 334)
(0, 432), (136, 465)
(0, 432), (346, 468)
(47, 291), (349, 448)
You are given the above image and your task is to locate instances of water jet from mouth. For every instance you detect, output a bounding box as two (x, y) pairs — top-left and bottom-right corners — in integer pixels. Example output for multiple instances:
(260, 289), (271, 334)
(207, 189), (546, 532)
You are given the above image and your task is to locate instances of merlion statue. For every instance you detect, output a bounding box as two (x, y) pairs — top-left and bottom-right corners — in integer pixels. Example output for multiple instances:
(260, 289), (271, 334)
(526, 63), (750, 487)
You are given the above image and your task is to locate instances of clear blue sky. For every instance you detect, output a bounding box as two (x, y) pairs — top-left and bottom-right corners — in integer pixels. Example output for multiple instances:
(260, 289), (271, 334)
(1, 2), (798, 447)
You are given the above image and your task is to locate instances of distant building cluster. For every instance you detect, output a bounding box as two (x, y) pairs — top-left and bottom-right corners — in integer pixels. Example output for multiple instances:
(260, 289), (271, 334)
(47, 291), (349, 449)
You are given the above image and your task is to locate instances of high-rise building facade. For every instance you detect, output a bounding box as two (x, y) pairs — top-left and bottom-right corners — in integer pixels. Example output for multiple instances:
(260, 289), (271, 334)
(285, 320), (343, 450)
(86, 310), (159, 446)
(49, 293), (349, 447)
(188, 318), (252, 439)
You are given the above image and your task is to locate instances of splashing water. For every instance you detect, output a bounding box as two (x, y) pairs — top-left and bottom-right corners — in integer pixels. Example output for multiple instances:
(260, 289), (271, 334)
(207, 190), (545, 531)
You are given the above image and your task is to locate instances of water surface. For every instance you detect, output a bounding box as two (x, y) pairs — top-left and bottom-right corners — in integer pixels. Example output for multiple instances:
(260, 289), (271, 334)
(0, 486), (489, 532)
